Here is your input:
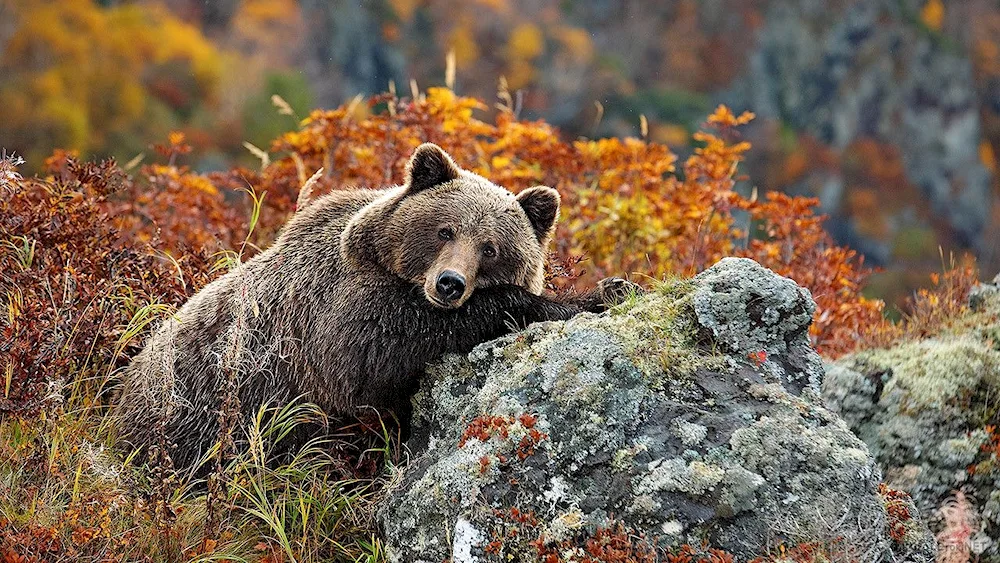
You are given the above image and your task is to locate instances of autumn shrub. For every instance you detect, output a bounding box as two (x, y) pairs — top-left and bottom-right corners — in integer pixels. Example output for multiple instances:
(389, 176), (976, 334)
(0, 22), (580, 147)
(251, 89), (886, 356)
(0, 150), (225, 415)
(0, 0), (226, 166)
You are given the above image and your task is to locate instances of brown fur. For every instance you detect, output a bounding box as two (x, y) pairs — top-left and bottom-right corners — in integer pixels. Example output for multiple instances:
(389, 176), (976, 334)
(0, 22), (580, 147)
(115, 144), (637, 468)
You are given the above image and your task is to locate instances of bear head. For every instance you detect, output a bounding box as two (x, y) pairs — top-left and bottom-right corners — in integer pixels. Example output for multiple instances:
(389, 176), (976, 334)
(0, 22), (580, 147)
(341, 143), (559, 309)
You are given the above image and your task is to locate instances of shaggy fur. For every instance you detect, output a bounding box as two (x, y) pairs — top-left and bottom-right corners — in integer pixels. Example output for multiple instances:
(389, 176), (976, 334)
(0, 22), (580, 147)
(115, 144), (635, 468)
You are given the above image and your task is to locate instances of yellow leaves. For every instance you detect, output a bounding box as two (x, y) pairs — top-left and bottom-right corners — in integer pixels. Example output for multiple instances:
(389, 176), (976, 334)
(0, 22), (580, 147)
(504, 23), (545, 89)
(450, 24), (481, 69)
(186, 176), (220, 197)
(0, 0), (227, 164)
(427, 87), (488, 133)
(389, 0), (421, 21)
(350, 146), (377, 168)
(168, 131), (186, 147)
(507, 23), (545, 60)
(980, 141), (996, 173)
(552, 26), (594, 63)
(241, 0), (300, 24)
(921, 0), (945, 32)
(652, 124), (690, 147)
(491, 155), (512, 170)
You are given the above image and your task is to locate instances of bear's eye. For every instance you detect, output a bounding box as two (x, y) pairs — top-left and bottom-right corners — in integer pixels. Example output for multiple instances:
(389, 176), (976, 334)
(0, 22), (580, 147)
(438, 227), (454, 241)
(482, 244), (497, 258)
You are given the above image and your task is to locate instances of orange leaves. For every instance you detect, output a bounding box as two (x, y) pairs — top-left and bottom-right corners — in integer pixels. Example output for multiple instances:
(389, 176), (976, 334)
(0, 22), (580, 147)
(706, 105), (755, 128)
(666, 543), (735, 563)
(263, 92), (902, 356)
(458, 415), (513, 447)
(735, 191), (884, 356)
(862, 254), (980, 350)
(921, 0), (945, 32)
(878, 483), (914, 542)
(458, 413), (548, 460)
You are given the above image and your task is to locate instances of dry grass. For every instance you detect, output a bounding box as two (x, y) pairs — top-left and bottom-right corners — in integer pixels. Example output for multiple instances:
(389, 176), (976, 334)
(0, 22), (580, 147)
(0, 390), (395, 562)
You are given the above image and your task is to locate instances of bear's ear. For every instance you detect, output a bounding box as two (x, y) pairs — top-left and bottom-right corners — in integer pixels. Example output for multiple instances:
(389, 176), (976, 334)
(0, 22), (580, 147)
(517, 186), (560, 243)
(405, 143), (460, 194)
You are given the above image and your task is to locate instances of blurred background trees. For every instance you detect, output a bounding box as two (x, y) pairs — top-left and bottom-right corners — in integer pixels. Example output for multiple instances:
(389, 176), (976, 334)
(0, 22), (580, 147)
(2, 0), (999, 307)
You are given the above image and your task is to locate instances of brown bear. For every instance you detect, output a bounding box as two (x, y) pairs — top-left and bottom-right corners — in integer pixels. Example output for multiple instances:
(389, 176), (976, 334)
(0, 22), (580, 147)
(115, 143), (638, 468)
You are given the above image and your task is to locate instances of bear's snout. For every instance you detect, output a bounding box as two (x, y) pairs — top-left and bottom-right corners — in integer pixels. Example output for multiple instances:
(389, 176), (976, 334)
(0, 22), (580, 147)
(435, 270), (466, 304)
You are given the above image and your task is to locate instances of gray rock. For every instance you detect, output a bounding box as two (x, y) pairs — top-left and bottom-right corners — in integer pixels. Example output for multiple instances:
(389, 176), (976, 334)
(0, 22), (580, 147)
(692, 257), (823, 395)
(969, 271), (1000, 312)
(381, 258), (936, 562)
(823, 282), (1000, 557)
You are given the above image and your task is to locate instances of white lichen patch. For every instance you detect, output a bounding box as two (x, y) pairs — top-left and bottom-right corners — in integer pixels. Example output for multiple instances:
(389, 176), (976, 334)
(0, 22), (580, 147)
(661, 520), (684, 535)
(540, 475), (572, 507)
(672, 419), (709, 446)
(634, 458), (726, 498)
(452, 517), (484, 563)
(542, 510), (586, 543)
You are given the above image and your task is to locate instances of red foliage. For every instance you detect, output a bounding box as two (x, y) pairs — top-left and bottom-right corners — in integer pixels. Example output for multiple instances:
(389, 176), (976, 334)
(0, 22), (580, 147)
(0, 155), (215, 415)
(457, 413), (547, 461)
(666, 543), (736, 563)
(458, 415), (513, 447)
(578, 523), (659, 563)
(878, 483), (914, 542)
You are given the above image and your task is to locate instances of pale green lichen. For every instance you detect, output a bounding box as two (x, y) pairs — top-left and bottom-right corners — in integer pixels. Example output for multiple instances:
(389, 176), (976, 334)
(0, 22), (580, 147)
(849, 336), (1000, 411)
(823, 285), (1000, 556)
(633, 458), (726, 498)
(569, 284), (726, 390)
(672, 419), (709, 446)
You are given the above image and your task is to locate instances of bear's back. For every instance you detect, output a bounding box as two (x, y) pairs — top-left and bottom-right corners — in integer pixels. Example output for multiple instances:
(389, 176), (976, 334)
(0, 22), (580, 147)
(114, 187), (394, 466)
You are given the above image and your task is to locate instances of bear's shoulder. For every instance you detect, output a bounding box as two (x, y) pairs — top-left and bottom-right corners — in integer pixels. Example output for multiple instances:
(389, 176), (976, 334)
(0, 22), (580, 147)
(276, 188), (393, 245)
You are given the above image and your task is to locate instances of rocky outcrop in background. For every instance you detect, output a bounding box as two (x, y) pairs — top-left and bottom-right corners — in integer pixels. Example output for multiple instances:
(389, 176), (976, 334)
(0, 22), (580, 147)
(379, 258), (936, 562)
(731, 0), (993, 263)
(824, 272), (1000, 559)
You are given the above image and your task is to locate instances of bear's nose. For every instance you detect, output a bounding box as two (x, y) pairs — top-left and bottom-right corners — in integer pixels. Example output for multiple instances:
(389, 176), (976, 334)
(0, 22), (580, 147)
(436, 270), (466, 303)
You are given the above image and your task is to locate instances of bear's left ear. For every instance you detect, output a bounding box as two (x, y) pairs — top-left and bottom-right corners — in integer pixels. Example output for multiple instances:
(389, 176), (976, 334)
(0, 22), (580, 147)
(405, 143), (460, 194)
(517, 186), (560, 244)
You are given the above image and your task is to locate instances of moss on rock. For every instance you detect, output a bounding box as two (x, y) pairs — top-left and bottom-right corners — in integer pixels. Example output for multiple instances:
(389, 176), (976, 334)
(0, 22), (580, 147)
(824, 272), (1000, 558)
(381, 258), (936, 562)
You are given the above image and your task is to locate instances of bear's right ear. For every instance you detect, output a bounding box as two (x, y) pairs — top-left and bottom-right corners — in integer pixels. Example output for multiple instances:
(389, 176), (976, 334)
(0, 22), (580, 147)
(517, 186), (560, 244)
(405, 143), (460, 194)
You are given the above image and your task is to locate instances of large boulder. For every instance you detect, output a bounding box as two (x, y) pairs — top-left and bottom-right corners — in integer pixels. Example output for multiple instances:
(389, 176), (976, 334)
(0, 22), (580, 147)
(380, 258), (935, 562)
(824, 273), (1000, 558)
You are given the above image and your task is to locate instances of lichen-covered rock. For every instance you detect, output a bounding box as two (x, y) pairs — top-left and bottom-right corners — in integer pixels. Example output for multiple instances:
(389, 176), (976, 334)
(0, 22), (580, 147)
(969, 271), (1000, 313)
(824, 277), (1000, 558)
(380, 258), (935, 562)
(691, 257), (823, 395)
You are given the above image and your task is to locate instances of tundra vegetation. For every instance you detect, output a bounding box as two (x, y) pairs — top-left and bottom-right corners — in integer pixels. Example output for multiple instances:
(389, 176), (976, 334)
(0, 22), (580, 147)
(0, 88), (986, 561)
